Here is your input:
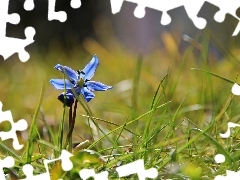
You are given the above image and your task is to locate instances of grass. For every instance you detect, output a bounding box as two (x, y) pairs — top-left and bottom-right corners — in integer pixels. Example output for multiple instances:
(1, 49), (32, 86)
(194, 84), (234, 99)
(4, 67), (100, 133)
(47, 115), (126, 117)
(1, 30), (240, 179)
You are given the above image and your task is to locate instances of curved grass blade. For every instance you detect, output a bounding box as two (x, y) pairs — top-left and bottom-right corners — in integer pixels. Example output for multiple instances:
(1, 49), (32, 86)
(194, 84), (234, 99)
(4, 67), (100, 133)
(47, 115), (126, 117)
(191, 68), (234, 84)
(188, 128), (235, 166)
(150, 73), (169, 110)
(165, 91), (190, 140)
(87, 101), (171, 149)
(158, 94), (234, 170)
(79, 114), (141, 139)
(0, 142), (22, 162)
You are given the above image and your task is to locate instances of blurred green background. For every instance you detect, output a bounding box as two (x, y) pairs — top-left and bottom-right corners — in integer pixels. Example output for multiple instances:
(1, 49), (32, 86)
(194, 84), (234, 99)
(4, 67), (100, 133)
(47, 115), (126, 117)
(1, 0), (240, 149)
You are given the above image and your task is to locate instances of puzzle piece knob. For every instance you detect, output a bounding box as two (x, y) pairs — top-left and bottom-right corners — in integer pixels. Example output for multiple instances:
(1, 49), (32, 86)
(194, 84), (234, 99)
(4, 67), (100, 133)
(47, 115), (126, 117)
(134, 6), (145, 18)
(70, 0), (81, 9)
(161, 13), (171, 25)
(8, 13), (20, 25)
(24, 0), (35, 11)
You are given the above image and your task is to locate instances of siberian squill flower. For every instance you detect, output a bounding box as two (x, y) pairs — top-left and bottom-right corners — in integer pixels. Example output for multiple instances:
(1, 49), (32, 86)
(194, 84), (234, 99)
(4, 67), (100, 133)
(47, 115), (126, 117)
(50, 54), (112, 106)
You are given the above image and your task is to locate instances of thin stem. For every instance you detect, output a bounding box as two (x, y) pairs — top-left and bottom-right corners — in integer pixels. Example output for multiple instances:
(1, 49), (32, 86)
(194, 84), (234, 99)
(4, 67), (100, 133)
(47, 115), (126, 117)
(64, 100), (78, 151)
(58, 100), (66, 154)
(72, 100), (78, 125)
(68, 105), (73, 152)
(58, 73), (67, 154)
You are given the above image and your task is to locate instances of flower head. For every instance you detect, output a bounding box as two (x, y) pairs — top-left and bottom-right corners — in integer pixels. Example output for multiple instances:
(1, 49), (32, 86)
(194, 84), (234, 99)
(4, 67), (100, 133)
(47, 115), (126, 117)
(50, 54), (112, 106)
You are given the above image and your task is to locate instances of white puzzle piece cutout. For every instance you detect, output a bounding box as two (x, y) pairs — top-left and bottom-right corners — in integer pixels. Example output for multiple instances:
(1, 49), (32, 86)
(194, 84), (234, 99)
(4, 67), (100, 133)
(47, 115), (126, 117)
(21, 150), (73, 180)
(0, 0), (83, 62)
(110, 0), (206, 28)
(110, 0), (240, 35)
(48, 0), (67, 22)
(214, 154), (225, 164)
(22, 164), (51, 180)
(79, 169), (109, 180)
(219, 122), (240, 138)
(0, 0), (35, 62)
(116, 159), (158, 180)
(24, 0), (82, 22)
(48, 0), (82, 22)
(71, 0), (81, 9)
(206, 0), (240, 36)
(0, 101), (28, 150)
(24, 0), (35, 11)
(214, 170), (240, 180)
(0, 156), (15, 180)
(231, 83), (240, 96)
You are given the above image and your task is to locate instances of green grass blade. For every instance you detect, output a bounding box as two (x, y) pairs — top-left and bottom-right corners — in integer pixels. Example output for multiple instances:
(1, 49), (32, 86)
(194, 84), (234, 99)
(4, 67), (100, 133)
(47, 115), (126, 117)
(143, 74), (169, 148)
(25, 81), (44, 164)
(189, 128), (235, 166)
(150, 73), (168, 110)
(37, 139), (60, 152)
(191, 68), (234, 84)
(87, 101), (171, 149)
(72, 90), (121, 152)
(79, 114), (141, 138)
(57, 104), (66, 153)
(0, 142), (22, 162)
(159, 94), (233, 170)
(40, 110), (56, 145)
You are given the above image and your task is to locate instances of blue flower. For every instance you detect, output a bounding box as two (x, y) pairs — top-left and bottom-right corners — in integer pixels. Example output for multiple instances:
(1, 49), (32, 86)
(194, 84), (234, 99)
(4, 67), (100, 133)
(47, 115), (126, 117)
(57, 90), (75, 107)
(50, 54), (112, 106)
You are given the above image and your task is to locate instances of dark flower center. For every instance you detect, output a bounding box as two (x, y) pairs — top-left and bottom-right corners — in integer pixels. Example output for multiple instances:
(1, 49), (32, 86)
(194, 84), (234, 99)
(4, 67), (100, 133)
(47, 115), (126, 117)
(77, 70), (85, 75)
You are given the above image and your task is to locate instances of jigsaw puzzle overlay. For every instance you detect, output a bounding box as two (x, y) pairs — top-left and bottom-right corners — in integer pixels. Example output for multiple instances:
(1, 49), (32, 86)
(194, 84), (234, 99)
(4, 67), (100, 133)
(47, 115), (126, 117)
(1, 0), (240, 179)
(211, 84), (240, 180)
(0, 0), (35, 62)
(21, 150), (73, 180)
(1, 0), (240, 61)
(0, 0), (81, 62)
(0, 101), (28, 150)
(0, 101), (157, 179)
(110, 0), (240, 36)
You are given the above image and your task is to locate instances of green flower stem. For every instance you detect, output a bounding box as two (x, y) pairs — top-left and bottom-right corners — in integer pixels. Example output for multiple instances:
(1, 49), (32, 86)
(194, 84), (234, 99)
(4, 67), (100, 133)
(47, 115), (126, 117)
(69, 105), (73, 152)
(64, 99), (78, 151)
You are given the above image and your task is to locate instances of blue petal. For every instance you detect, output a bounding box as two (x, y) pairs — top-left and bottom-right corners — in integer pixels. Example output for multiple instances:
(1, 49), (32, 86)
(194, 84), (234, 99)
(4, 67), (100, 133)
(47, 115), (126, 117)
(54, 64), (79, 82)
(85, 81), (113, 91)
(81, 54), (99, 80)
(81, 87), (95, 102)
(50, 79), (73, 90)
(58, 90), (75, 107)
